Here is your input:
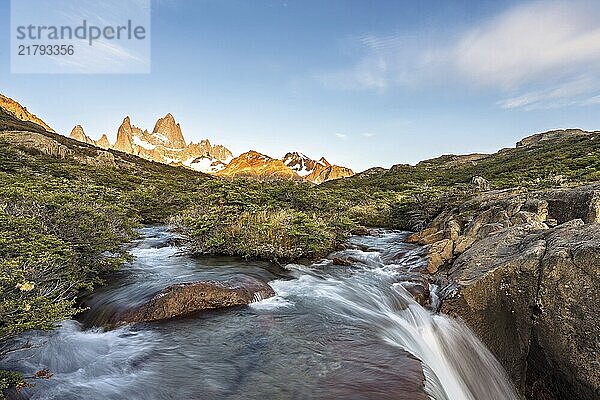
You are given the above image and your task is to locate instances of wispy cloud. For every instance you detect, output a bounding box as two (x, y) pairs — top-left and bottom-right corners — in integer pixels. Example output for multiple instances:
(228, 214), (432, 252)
(498, 75), (600, 110)
(317, 0), (600, 109)
(335, 133), (348, 140)
(362, 132), (375, 137)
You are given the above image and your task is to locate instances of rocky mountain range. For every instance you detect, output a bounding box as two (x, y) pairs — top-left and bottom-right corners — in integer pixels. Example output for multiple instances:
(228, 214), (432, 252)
(67, 111), (353, 182)
(73, 114), (234, 174)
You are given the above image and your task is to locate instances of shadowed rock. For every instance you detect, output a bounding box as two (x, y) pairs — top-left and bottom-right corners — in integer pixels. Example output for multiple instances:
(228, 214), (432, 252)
(442, 221), (600, 400)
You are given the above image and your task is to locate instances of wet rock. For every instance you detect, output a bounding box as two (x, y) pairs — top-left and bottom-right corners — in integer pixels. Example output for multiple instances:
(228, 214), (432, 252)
(399, 280), (430, 307)
(406, 227), (444, 245)
(332, 257), (353, 266)
(441, 221), (600, 400)
(351, 226), (370, 236)
(118, 276), (275, 324)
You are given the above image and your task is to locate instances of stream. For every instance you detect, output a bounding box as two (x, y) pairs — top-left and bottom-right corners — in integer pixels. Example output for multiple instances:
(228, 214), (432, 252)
(1, 226), (518, 400)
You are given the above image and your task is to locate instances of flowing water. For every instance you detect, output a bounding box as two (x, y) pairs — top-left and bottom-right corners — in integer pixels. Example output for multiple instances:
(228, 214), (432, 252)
(2, 226), (518, 400)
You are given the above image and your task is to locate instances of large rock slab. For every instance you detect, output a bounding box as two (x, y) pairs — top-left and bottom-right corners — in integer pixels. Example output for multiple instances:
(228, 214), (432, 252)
(119, 276), (275, 324)
(536, 184), (600, 224)
(441, 221), (600, 400)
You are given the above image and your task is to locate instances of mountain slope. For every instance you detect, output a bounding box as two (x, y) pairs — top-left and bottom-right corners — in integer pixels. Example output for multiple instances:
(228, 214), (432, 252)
(283, 152), (354, 183)
(217, 150), (302, 181)
(0, 94), (55, 133)
(324, 129), (600, 194)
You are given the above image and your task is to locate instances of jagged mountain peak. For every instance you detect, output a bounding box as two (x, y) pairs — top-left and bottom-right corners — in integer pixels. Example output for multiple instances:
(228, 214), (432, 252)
(97, 134), (111, 149)
(281, 152), (352, 182)
(152, 113), (186, 148)
(69, 125), (95, 145)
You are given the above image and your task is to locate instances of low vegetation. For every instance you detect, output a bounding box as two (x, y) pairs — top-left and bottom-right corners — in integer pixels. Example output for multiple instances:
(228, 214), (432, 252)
(2, 112), (600, 396)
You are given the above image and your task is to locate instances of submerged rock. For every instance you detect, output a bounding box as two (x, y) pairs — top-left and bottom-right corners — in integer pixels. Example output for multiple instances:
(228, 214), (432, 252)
(118, 276), (275, 324)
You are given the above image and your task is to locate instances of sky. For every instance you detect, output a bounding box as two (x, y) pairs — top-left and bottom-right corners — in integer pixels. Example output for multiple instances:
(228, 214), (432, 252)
(1, 0), (600, 171)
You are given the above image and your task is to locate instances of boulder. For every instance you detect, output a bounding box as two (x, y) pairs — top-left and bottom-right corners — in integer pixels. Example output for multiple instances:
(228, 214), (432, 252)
(441, 221), (600, 400)
(471, 175), (491, 191)
(0, 131), (72, 159)
(351, 226), (370, 236)
(118, 276), (275, 324)
(332, 257), (353, 266)
(537, 185), (600, 224)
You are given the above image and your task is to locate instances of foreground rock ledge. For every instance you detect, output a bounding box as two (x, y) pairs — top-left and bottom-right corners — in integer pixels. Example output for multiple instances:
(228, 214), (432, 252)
(118, 276), (275, 324)
(407, 184), (600, 400)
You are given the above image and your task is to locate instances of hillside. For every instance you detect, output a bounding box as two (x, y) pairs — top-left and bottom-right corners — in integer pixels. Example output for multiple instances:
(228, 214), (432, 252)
(326, 129), (600, 191)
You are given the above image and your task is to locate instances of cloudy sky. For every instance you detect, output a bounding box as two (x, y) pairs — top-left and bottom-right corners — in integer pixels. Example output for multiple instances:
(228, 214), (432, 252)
(1, 0), (599, 171)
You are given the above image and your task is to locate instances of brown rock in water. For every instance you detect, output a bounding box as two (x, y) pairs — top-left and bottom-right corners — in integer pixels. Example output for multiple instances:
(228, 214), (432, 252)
(332, 257), (353, 266)
(424, 238), (453, 274)
(351, 227), (370, 236)
(316, 339), (428, 400)
(119, 276), (275, 324)
(399, 280), (430, 307)
(406, 227), (444, 245)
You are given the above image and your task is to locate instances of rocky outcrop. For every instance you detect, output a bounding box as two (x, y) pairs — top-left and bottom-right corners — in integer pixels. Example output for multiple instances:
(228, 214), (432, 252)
(0, 131), (72, 159)
(470, 175), (490, 191)
(417, 153), (489, 168)
(0, 94), (54, 133)
(119, 276), (275, 324)
(441, 221), (600, 400)
(534, 186), (600, 224)
(113, 116), (136, 153)
(408, 184), (600, 399)
(217, 151), (303, 181)
(516, 129), (598, 148)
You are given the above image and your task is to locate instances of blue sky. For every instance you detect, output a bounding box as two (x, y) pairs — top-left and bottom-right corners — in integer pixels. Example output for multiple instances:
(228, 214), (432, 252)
(1, 0), (600, 171)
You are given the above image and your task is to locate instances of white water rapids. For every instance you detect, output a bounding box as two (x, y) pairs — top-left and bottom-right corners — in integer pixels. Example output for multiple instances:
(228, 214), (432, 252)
(1, 227), (518, 400)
